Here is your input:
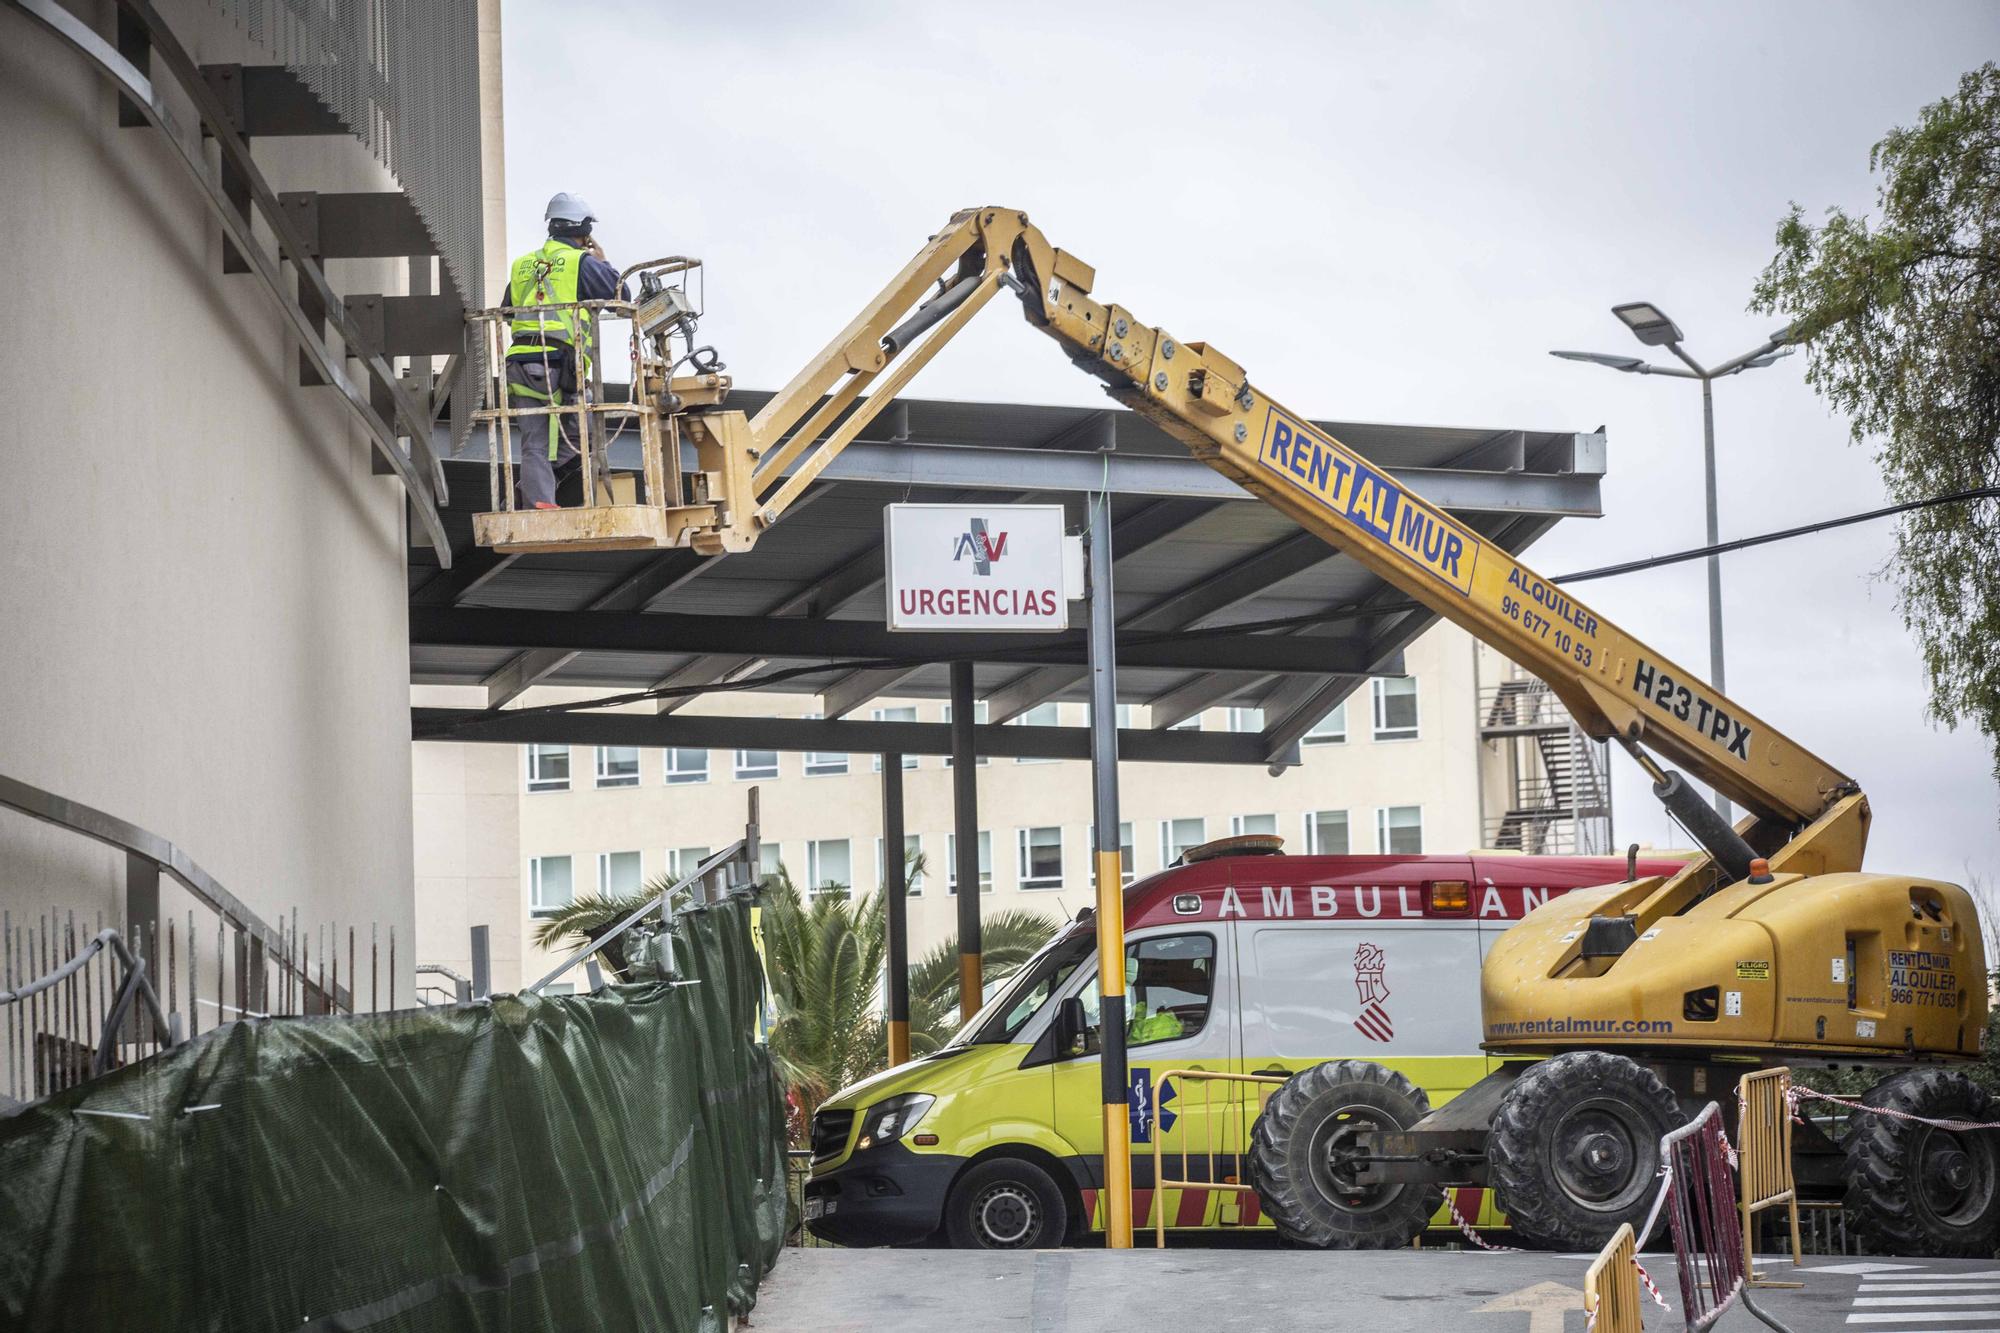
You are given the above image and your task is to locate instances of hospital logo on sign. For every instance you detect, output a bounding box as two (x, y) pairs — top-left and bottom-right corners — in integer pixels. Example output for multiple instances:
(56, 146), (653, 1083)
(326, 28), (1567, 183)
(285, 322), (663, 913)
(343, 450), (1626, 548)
(951, 518), (1009, 575)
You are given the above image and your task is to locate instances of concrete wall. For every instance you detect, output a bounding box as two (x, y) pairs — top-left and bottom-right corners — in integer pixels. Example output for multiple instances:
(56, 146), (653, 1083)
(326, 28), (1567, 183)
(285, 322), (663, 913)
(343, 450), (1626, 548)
(0, 2), (422, 995)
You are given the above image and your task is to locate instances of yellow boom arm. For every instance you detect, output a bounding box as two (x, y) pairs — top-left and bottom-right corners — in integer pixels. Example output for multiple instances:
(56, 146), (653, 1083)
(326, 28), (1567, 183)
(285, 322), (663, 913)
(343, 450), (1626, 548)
(685, 207), (1865, 876)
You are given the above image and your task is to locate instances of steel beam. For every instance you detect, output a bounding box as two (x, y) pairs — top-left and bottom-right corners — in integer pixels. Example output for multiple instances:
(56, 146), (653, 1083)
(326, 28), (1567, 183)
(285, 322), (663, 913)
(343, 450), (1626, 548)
(342, 293), (464, 358)
(481, 548), (716, 708)
(200, 64), (344, 136)
(282, 190), (437, 259)
(987, 522), (1332, 723)
(412, 546), (516, 608)
(808, 440), (1604, 515)
(415, 606), (1384, 676)
(652, 524), (885, 715)
(814, 487), (1041, 717)
(412, 708), (1281, 766)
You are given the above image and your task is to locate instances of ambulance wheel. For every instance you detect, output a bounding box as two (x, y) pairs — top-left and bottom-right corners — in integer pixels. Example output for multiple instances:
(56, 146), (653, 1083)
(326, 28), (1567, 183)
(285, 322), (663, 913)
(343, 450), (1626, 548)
(944, 1158), (1068, 1250)
(1488, 1051), (1683, 1251)
(1247, 1059), (1441, 1249)
(1844, 1068), (2000, 1257)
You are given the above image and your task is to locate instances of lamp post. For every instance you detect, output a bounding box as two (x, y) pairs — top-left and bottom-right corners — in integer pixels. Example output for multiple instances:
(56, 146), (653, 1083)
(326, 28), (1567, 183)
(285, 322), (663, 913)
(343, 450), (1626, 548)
(1552, 306), (1798, 824)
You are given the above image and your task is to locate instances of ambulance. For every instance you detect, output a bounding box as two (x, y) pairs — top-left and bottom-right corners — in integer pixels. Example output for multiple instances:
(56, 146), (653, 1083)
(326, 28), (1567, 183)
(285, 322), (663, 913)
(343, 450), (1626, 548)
(804, 837), (1685, 1248)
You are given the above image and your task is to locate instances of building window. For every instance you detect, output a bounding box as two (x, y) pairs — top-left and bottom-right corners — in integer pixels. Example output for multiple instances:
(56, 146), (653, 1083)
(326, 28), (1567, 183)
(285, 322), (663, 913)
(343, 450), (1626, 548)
(1372, 676), (1419, 741)
(1017, 826), (1064, 889)
(876, 834), (924, 896)
(668, 846), (711, 881)
(542, 982), (577, 997)
(1159, 817), (1206, 866)
(593, 746), (640, 788)
(871, 707), (920, 770)
(942, 701), (989, 766)
(1012, 703), (1061, 763)
(1306, 810), (1350, 855)
(947, 831), (992, 893)
(1377, 805), (1423, 854)
(1091, 821), (1137, 885)
(803, 714), (848, 776)
(529, 855), (574, 918)
(807, 839), (852, 894)
(735, 748), (779, 780)
(526, 744), (570, 793)
(757, 841), (782, 881)
(1166, 711), (1203, 732)
(1074, 934), (1217, 1052)
(1228, 707), (1264, 733)
(1231, 813), (1278, 838)
(1303, 703), (1347, 746)
(598, 850), (643, 896)
(665, 748), (708, 784)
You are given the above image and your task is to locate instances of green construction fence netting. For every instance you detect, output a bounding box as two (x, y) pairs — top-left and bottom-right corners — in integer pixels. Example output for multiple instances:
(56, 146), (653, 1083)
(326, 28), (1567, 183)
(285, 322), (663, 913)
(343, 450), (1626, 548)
(0, 896), (787, 1331)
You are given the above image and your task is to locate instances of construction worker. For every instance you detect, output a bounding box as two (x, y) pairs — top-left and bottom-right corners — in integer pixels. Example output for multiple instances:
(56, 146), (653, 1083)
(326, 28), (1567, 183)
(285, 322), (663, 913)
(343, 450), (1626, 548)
(503, 193), (629, 509)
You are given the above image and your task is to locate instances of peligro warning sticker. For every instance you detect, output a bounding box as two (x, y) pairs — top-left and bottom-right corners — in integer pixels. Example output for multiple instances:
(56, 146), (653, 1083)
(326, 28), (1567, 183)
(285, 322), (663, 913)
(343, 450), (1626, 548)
(1736, 960), (1771, 981)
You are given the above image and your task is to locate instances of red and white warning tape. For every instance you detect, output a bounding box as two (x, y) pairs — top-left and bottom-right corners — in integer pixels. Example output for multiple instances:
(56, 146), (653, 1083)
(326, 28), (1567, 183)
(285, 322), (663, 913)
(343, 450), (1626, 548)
(1787, 1083), (2000, 1132)
(1444, 1193), (1520, 1252)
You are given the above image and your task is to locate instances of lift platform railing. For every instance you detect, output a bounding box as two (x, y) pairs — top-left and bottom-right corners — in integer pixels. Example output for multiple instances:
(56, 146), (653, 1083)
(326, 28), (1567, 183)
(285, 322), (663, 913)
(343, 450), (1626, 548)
(467, 257), (739, 555)
(1147, 1068), (1289, 1247)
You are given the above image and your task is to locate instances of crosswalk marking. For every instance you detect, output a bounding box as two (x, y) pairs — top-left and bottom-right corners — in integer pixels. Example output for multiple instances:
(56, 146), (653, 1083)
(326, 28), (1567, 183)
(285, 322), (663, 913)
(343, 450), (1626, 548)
(1865, 1285), (2000, 1294)
(1847, 1314), (2000, 1326)
(1857, 1295), (2000, 1306)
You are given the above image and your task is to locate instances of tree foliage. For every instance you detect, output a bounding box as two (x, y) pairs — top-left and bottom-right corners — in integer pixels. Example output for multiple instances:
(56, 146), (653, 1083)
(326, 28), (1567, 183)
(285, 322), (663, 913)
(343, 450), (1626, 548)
(749, 859), (1060, 1135)
(519, 852), (1063, 1135)
(1751, 64), (2000, 787)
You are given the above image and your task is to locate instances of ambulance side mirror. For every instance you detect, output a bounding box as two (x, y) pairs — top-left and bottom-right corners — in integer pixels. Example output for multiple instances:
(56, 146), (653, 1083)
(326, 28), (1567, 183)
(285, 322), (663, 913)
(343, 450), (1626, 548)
(1054, 997), (1089, 1058)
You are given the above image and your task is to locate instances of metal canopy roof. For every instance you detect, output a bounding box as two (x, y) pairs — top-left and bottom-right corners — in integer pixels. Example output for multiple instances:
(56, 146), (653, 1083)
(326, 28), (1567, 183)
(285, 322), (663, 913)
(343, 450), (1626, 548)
(409, 390), (1605, 766)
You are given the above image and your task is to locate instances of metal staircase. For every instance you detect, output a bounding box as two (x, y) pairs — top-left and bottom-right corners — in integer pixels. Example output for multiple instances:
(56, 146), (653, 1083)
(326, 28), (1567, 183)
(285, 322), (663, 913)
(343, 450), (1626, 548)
(1479, 672), (1612, 854)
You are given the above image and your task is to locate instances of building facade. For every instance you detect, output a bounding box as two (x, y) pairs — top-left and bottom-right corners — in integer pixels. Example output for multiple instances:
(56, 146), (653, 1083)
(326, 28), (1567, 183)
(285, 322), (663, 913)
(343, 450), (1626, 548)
(414, 623), (1612, 992)
(1, 0), (499, 1072)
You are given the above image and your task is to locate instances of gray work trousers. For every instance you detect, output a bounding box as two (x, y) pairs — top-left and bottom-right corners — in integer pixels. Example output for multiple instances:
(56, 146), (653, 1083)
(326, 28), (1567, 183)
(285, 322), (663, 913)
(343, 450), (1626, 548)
(505, 359), (581, 507)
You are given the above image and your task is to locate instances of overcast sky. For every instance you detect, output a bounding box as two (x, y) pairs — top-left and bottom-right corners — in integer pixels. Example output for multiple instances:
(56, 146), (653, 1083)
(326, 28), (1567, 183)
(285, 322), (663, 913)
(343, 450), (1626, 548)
(502, 1), (1999, 888)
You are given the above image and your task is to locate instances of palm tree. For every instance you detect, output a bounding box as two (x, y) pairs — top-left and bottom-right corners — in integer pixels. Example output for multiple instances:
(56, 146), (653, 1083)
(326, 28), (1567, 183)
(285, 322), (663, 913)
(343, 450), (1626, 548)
(759, 853), (1061, 1133)
(904, 910), (1064, 1053)
(531, 850), (1065, 1135)
(758, 866), (886, 1126)
(529, 873), (698, 978)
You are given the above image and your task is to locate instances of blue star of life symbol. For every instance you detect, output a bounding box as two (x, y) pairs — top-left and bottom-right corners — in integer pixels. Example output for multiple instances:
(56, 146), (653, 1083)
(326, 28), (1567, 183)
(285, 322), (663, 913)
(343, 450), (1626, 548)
(1128, 1068), (1178, 1142)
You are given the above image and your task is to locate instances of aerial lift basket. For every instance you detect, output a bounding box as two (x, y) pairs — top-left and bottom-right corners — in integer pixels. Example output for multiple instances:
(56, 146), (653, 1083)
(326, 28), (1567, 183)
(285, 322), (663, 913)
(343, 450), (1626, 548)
(466, 257), (738, 555)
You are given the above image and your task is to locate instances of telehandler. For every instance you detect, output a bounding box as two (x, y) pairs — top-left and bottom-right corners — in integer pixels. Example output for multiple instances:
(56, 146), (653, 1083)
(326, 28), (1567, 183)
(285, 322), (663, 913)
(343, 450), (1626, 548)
(469, 207), (1994, 1256)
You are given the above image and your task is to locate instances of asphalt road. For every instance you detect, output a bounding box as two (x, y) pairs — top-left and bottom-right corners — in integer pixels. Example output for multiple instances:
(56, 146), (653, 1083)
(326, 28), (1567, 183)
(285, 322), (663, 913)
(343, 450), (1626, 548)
(751, 1247), (2000, 1332)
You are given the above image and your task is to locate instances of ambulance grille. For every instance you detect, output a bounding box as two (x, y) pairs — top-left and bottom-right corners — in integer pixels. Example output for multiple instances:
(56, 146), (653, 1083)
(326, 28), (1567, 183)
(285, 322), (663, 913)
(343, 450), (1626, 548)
(812, 1110), (856, 1163)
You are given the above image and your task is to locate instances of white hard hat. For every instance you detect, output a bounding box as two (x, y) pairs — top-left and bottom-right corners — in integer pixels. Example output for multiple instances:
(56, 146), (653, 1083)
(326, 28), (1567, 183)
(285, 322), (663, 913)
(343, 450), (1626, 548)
(544, 192), (597, 226)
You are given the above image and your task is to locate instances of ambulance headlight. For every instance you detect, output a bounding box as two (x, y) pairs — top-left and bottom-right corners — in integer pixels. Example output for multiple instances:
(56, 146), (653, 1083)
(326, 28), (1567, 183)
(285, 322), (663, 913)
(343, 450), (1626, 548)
(858, 1094), (934, 1150)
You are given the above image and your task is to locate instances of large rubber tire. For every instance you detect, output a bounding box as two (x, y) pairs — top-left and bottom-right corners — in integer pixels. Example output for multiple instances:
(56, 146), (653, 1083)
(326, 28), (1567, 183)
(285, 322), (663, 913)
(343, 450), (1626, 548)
(943, 1157), (1069, 1250)
(1247, 1059), (1441, 1249)
(1844, 1068), (2000, 1257)
(1488, 1051), (1684, 1251)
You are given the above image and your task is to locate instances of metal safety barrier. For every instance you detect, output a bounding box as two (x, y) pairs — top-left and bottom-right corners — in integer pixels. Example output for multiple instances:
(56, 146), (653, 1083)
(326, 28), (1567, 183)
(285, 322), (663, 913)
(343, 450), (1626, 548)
(1584, 1222), (1643, 1333)
(1147, 1068), (1289, 1248)
(1737, 1068), (1803, 1283)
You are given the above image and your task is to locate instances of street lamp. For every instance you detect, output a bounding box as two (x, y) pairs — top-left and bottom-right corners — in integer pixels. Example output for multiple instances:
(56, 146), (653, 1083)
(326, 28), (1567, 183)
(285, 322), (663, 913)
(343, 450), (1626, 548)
(1551, 307), (1798, 824)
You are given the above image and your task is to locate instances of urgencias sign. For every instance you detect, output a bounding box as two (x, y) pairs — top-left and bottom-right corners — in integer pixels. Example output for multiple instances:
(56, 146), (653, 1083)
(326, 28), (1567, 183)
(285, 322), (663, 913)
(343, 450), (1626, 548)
(884, 503), (1077, 632)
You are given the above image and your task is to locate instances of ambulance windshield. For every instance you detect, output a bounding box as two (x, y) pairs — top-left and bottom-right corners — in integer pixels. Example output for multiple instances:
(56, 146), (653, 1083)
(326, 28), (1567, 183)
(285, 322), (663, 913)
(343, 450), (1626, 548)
(942, 928), (1094, 1049)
